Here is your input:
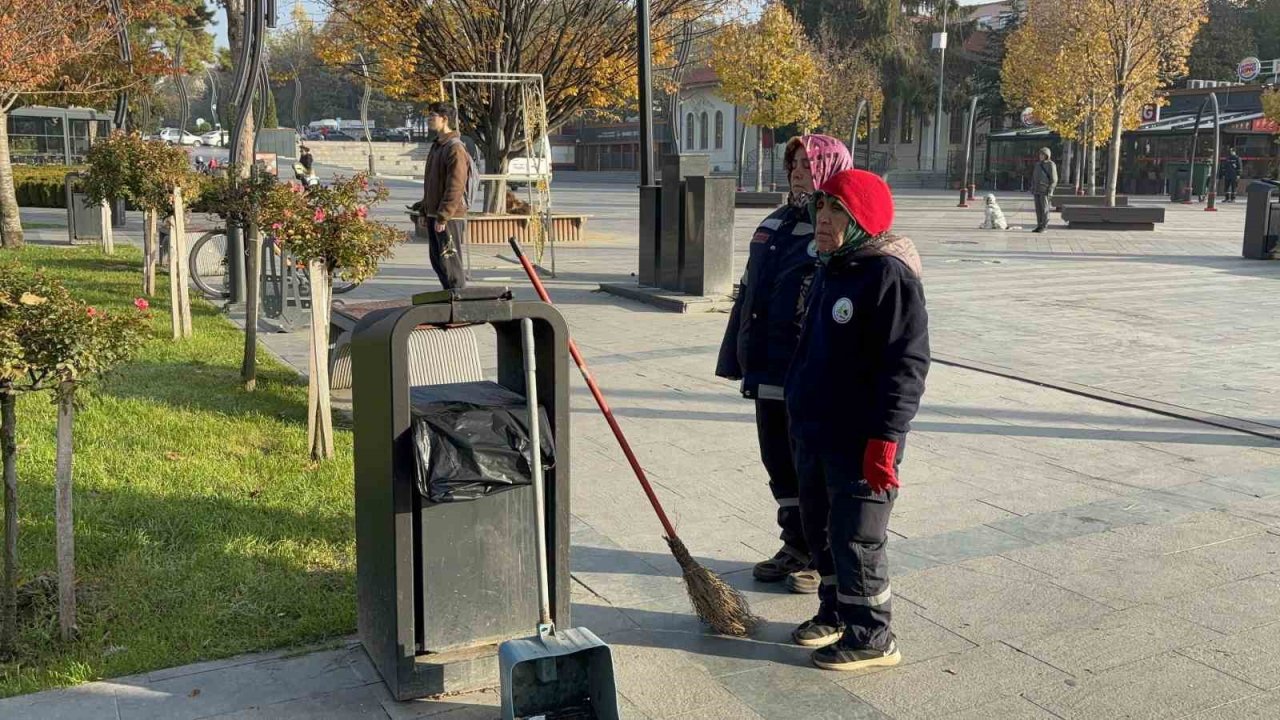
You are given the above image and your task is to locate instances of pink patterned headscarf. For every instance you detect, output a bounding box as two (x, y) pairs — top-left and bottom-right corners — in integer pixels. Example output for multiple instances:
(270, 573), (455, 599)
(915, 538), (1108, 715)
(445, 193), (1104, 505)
(784, 134), (854, 205)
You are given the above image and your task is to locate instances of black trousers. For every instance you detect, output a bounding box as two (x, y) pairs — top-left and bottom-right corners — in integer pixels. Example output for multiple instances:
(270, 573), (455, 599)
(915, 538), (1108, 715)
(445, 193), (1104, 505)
(1033, 193), (1050, 230)
(426, 219), (467, 290)
(1224, 178), (1237, 201)
(795, 438), (896, 650)
(755, 398), (807, 561)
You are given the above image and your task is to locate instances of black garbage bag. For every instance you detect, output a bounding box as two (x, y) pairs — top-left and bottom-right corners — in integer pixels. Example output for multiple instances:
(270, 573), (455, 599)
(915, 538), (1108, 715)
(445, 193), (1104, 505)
(410, 381), (555, 503)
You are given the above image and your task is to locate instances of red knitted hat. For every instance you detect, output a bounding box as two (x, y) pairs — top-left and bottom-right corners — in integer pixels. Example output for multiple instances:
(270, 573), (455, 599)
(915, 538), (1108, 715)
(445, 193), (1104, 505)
(818, 169), (894, 236)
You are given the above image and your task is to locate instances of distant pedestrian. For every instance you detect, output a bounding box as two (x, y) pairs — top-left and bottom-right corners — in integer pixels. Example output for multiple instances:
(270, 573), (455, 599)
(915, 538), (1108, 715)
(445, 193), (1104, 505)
(299, 144), (314, 174)
(1221, 148), (1241, 202)
(1031, 147), (1057, 233)
(421, 101), (474, 290)
(717, 135), (852, 593)
(785, 169), (929, 672)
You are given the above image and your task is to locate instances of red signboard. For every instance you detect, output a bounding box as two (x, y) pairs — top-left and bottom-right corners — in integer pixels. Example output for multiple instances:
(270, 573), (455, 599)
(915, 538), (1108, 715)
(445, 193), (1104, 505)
(1252, 117), (1280, 133)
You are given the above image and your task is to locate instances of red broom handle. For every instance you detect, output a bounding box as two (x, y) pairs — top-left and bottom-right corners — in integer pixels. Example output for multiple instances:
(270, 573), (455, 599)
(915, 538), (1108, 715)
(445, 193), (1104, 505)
(508, 238), (680, 540)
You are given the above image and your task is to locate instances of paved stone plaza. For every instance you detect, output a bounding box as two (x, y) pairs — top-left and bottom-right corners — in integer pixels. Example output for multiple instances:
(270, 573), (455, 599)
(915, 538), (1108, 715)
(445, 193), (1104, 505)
(8, 185), (1280, 718)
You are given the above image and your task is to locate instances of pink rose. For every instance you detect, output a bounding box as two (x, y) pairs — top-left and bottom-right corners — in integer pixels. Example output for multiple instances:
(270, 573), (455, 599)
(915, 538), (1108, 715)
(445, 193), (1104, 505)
(134, 298), (149, 311)
(87, 306), (98, 318)
(359, 177), (369, 190)
(356, 206), (367, 220)
(313, 208), (327, 223)
(271, 222), (282, 231)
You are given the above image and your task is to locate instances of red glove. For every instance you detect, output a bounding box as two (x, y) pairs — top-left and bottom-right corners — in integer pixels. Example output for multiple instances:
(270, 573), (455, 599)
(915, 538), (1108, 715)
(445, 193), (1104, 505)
(863, 439), (900, 494)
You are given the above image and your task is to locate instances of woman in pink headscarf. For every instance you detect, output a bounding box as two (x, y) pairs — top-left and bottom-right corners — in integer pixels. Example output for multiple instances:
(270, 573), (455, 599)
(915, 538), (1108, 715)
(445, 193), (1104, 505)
(716, 134), (853, 590)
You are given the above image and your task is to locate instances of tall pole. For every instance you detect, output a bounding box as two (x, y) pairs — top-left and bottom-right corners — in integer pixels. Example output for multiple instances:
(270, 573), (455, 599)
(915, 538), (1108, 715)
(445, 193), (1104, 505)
(849, 98), (868, 169)
(958, 95), (977, 207)
(359, 52), (374, 175)
(637, 0), (655, 186)
(931, 1), (949, 174)
(1205, 92), (1220, 211)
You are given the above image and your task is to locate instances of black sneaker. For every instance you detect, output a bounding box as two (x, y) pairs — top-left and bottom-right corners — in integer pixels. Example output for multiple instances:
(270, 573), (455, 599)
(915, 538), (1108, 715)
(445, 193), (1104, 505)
(753, 548), (808, 583)
(812, 638), (901, 671)
(791, 616), (842, 648)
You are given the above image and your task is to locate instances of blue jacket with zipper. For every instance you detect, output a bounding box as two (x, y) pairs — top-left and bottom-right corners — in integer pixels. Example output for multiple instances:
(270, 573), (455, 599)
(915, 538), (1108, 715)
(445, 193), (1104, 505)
(785, 248), (930, 454)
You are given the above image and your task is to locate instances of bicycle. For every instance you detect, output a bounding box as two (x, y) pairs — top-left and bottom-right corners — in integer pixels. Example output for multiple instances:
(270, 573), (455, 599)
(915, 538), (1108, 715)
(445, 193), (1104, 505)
(188, 228), (361, 300)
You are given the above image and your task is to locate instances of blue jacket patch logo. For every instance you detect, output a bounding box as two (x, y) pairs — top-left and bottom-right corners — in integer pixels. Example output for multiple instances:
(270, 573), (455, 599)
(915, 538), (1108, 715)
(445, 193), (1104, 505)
(832, 297), (853, 324)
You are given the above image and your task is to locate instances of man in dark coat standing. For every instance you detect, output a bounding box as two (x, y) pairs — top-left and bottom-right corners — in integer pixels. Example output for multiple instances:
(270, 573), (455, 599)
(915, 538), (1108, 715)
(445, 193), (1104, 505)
(717, 135), (852, 592)
(421, 101), (469, 289)
(785, 169), (929, 672)
(1032, 147), (1058, 233)
(1222, 148), (1242, 202)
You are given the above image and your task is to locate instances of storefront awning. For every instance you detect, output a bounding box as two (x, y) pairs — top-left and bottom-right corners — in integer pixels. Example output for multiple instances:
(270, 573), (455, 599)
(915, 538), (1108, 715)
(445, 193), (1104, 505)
(990, 110), (1269, 140)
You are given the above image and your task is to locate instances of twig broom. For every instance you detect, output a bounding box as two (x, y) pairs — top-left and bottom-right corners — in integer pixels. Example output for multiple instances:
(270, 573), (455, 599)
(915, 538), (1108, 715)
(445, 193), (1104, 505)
(507, 237), (758, 637)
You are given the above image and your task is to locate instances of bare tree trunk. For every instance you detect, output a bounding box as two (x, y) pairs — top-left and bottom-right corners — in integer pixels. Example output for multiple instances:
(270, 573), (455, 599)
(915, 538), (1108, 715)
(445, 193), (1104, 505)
(0, 108), (23, 249)
(242, 222), (260, 390)
(1088, 132), (1098, 197)
(1106, 100), (1123, 207)
(226, 0), (256, 182)
(100, 200), (114, 255)
(54, 382), (76, 642)
(306, 262), (334, 460)
(172, 193), (192, 336)
(1, 389), (17, 654)
(754, 127), (763, 192)
(481, 145), (508, 215)
(143, 210), (157, 296)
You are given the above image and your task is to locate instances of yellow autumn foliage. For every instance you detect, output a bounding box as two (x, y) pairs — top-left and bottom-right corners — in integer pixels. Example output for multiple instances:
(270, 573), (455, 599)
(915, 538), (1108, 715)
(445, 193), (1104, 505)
(710, 2), (820, 131)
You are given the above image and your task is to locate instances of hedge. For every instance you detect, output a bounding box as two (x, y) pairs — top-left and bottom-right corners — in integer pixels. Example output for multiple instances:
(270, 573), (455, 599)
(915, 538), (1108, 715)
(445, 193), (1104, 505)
(14, 165), (85, 208)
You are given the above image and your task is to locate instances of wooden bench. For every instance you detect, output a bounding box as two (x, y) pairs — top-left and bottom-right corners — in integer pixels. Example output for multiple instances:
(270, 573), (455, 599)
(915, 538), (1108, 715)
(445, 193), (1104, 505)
(735, 191), (787, 208)
(408, 213), (586, 244)
(1061, 205), (1165, 231)
(1053, 195), (1128, 211)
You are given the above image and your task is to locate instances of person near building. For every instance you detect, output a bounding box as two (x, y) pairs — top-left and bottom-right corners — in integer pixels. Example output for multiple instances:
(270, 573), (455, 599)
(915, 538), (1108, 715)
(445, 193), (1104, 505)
(784, 168), (929, 671)
(1221, 148), (1242, 202)
(1031, 147), (1058, 233)
(716, 135), (853, 592)
(421, 102), (470, 289)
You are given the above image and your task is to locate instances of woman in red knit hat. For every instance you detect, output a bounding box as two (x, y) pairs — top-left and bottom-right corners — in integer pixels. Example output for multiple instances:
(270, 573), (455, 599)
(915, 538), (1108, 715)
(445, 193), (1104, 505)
(783, 168), (930, 671)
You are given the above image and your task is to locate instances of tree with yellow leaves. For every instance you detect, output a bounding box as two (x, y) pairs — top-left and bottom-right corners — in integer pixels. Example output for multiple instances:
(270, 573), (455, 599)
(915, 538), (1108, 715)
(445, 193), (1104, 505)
(710, 2), (820, 191)
(1004, 0), (1204, 205)
(1002, 0), (1114, 193)
(813, 33), (883, 149)
(1090, 0), (1205, 205)
(319, 0), (718, 210)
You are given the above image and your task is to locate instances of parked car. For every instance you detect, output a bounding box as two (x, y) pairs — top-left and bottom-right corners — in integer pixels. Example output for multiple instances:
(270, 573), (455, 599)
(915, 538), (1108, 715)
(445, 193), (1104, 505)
(158, 127), (202, 146)
(324, 130), (358, 141)
(387, 127), (413, 142)
(368, 127), (389, 142)
(505, 136), (554, 185)
(303, 130), (327, 141)
(199, 129), (229, 147)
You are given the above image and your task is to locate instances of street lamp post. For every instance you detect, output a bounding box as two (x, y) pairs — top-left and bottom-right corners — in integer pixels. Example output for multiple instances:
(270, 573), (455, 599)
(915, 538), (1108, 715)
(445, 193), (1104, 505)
(931, 1), (949, 175)
(636, 0), (661, 287)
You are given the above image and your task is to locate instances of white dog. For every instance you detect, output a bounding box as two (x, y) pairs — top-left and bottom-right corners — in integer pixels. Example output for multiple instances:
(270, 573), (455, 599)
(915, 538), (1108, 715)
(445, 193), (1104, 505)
(979, 193), (1009, 230)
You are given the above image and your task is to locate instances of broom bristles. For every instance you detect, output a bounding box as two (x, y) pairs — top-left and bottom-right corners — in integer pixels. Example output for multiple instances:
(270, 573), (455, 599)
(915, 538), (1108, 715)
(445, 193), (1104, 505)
(666, 535), (759, 637)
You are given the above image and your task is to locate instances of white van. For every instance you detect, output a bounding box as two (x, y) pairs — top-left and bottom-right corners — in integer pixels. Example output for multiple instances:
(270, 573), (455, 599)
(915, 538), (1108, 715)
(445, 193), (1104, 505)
(504, 136), (553, 182)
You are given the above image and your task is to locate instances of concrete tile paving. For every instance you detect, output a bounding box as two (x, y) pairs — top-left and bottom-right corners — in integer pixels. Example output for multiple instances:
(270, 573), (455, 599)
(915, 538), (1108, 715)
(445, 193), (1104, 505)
(10, 191), (1280, 717)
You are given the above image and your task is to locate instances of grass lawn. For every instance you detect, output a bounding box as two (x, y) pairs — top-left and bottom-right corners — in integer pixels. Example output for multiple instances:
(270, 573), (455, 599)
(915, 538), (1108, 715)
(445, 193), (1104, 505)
(0, 245), (356, 698)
